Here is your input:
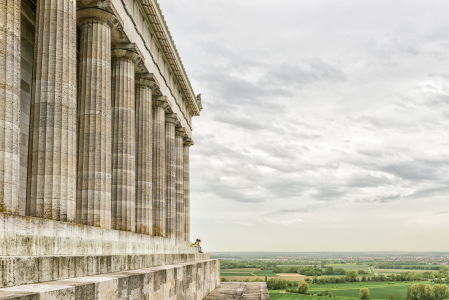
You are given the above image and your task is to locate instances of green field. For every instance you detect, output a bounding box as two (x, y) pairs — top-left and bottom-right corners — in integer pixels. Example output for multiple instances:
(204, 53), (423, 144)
(254, 270), (278, 277)
(269, 291), (353, 300)
(220, 272), (254, 276)
(220, 268), (278, 277)
(325, 264), (370, 271)
(287, 281), (448, 300)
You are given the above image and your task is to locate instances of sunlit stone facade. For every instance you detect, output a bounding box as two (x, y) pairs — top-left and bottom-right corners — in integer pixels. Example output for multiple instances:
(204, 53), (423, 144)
(0, 0), (218, 298)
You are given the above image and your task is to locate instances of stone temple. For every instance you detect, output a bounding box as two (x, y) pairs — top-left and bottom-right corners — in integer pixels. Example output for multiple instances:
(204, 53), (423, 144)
(0, 0), (222, 298)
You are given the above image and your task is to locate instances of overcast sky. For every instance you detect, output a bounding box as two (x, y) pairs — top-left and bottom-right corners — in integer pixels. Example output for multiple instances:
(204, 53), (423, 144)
(158, 0), (449, 252)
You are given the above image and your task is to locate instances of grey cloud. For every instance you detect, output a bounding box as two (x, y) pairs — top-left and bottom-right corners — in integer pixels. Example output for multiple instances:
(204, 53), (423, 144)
(355, 194), (402, 204)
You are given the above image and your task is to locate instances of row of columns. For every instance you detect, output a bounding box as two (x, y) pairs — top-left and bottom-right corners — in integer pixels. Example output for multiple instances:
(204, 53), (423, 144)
(0, 1), (191, 242)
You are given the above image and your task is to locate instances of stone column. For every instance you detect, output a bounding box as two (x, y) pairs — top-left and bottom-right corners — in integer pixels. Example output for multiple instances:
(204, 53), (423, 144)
(0, 0), (20, 214)
(76, 8), (116, 229)
(135, 75), (157, 234)
(165, 114), (178, 239)
(183, 138), (193, 242)
(27, 0), (77, 222)
(152, 97), (169, 236)
(111, 49), (139, 232)
(175, 128), (185, 240)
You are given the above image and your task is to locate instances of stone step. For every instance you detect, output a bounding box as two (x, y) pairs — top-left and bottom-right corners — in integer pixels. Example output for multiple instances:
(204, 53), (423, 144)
(0, 253), (210, 288)
(0, 259), (220, 299)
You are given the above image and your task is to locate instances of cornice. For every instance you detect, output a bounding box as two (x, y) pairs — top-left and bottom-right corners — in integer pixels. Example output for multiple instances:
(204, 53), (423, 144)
(138, 0), (202, 116)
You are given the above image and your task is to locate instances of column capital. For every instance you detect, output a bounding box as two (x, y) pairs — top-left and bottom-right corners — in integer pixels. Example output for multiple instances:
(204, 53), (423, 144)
(175, 127), (187, 138)
(166, 113), (180, 126)
(77, 8), (118, 28)
(135, 73), (160, 91)
(153, 96), (173, 113)
(111, 48), (141, 65)
(183, 137), (194, 147)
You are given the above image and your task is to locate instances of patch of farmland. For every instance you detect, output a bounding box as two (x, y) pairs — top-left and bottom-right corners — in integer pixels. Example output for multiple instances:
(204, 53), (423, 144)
(220, 272), (254, 277)
(220, 268), (260, 273)
(269, 291), (355, 300)
(326, 264), (370, 271)
(377, 269), (438, 274)
(305, 281), (446, 300)
(254, 270), (278, 277)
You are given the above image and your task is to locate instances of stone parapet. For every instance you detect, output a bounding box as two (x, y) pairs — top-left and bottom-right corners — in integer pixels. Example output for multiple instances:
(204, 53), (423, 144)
(0, 214), (197, 257)
(0, 253), (209, 288)
(0, 259), (219, 299)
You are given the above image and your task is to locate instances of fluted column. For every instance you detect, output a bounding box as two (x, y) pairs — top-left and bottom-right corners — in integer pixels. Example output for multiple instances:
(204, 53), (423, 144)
(175, 128), (185, 240)
(152, 97), (169, 236)
(183, 138), (193, 242)
(165, 114), (178, 239)
(28, 0), (77, 221)
(0, 0), (20, 214)
(135, 76), (157, 234)
(76, 9), (116, 228)
(111, 49), (139, 232)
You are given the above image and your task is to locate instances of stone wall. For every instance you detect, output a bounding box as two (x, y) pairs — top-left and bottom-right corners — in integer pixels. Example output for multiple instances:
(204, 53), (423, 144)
(0, 259), (220, 299)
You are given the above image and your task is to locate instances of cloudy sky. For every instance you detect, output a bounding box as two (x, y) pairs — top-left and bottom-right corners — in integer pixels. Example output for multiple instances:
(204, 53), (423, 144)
(158, 0), (449, 252)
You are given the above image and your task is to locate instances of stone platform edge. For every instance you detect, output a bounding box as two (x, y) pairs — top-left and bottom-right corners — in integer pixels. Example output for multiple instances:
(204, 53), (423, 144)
(0, 253), (210, 288)
(0, 259), (220, 299)
(0, 213), (197, 256)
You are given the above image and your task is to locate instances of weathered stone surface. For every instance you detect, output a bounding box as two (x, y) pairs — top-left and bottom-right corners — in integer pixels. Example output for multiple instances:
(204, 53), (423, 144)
(27, 0), (77, 222)
(111, 50), (139, 232)
(165, 114), (178, 239)
(0, 253), (210, 288)
(175, 129), (185, 241)
(0, 259), (219, 299)
(205, 282), (270, 300)
(0, 214), (193, 257)
(135, 77), (156, 235)
(76, 8), (116, 229)
(152, 97), (169, 237)
(0, 0), (21, 215)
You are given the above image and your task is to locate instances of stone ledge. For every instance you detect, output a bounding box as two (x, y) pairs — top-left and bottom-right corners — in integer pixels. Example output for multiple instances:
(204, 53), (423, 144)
(0, 259), (220, 299)
(205, 282), (270, 300)
(0, 253), (210, 288)
(0, 213), (196, 256)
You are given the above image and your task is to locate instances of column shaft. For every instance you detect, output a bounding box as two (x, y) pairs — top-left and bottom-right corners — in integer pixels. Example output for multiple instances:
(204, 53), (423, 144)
(135, 79), (154, 234)
(0, 0), (20, 214)
(165, 115), (177, 239)
(183, 141), (192, 242)
(76, 11), (115, 228)
(175, 131), (184, 240)
(28, 0), (77, 221)
(152, 101), (167, 236)
(111, 54), (136, 232)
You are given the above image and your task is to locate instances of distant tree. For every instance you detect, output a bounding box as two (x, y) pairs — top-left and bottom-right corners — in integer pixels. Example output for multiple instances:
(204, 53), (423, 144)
(221, 277), (228, 282)
(361, 276), (367, 282)
(404, 284), (434, 300)
(360, 288), (369, 300)
(346, 270), (359, 282)
(265, 276), (267, 282)
(334, 268), (346, 275)
(244, 278), (250, 282)
(433, 284), (449, 300)
(298, 281), (310, 294)
(326, 266), (335, 275)
(389, 294), (395, 300)
(324, 290), (329, 296)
